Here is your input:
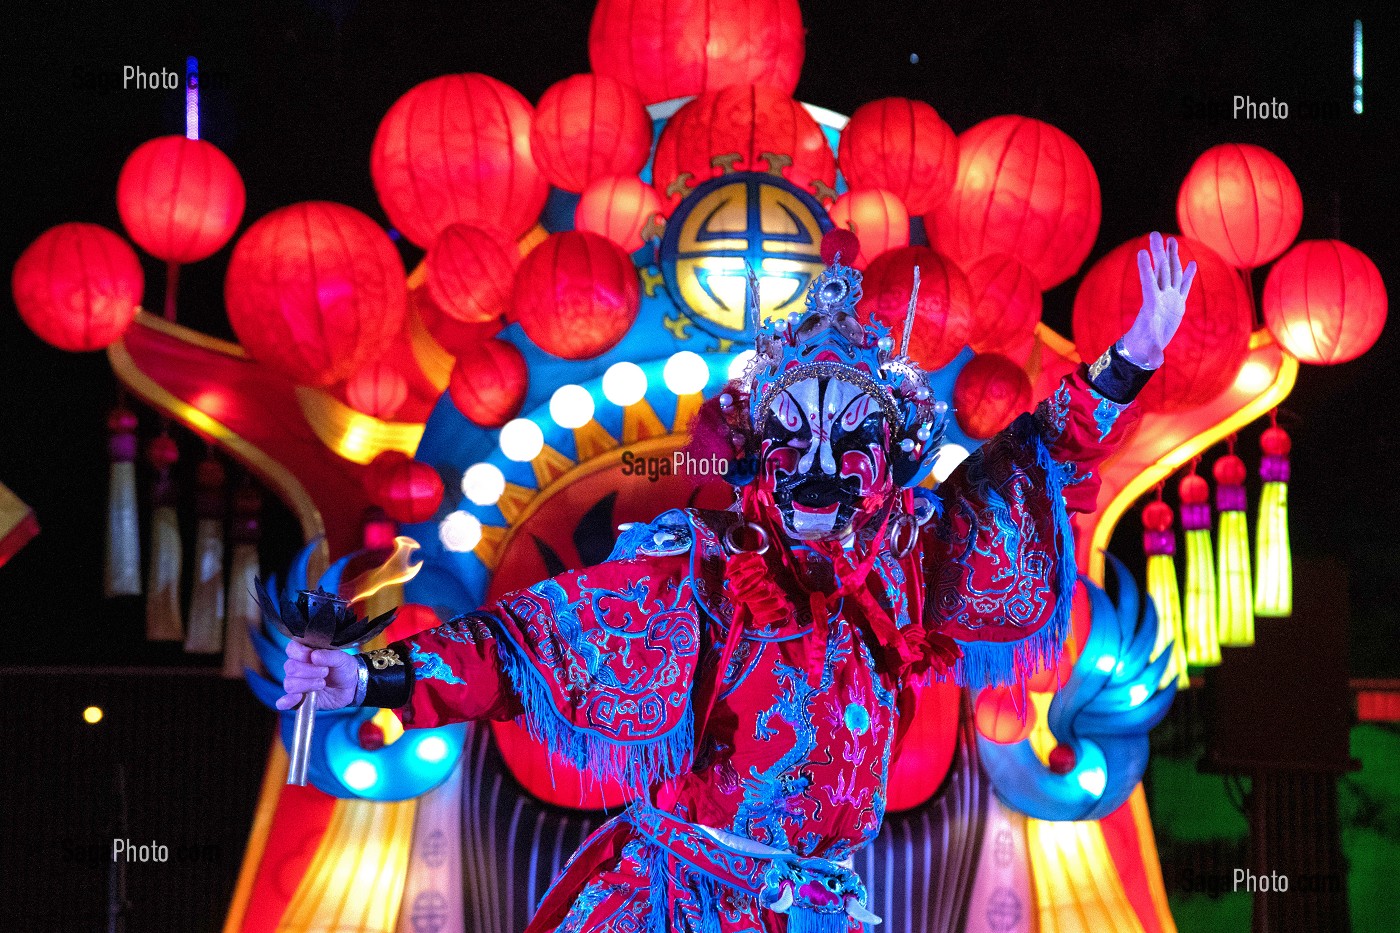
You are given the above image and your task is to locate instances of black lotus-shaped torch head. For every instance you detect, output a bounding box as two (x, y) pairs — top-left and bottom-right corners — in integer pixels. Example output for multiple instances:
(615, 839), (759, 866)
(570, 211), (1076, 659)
(257, 584), (398, 650)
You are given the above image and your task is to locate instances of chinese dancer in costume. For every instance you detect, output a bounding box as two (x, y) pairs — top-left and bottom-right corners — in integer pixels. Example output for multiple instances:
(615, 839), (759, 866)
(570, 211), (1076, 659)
(281, 232), (1196, 933)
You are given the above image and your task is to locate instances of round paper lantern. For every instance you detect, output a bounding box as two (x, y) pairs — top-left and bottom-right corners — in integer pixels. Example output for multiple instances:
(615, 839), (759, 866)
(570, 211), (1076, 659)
(415, 288), (502, 355)
(1177, 143), (1302, 270)
(531, 75), (652, 193)
(964, 253), (1042, 353)
(225, 202), (406, 388)
(345, 361), (409, 420)
(371, 74), (548, 246)
(974, 686), (1036, 745)
(589, 0), (804, 105)
(12, 223), (144, 352)
(826, 189), (909, 269)
(1073, 234), (1251, 413)
(953, 353), (1033, 440)
(117, 135), (246, 264)
(368, 455), (443, 524)
(513, 231), (640, 360)
(1263, 240), (1387, 364)
(857, 246), (972, 370)
(448, 338), (528, 428)
(426, 224), (519, 324)
(927, 116), (1101, 290)
(574, 176), (663, 254)
(651, 85), (836, 212)
(837, 98), (958, 215)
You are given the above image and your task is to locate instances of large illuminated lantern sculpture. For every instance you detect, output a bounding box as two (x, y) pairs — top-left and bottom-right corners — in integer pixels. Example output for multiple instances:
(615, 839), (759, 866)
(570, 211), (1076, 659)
(12, 4), (1388, 932)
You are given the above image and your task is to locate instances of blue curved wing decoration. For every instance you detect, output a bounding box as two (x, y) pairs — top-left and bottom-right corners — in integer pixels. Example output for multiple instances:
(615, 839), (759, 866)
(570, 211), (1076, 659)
(245, 539), (466, 801)
(978, 554), (1177, 821)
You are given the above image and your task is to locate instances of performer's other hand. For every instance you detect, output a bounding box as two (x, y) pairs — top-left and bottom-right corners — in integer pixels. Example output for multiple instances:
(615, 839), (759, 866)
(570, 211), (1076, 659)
(1119, 231), (1198, 368)
(277, 641), (359, 711)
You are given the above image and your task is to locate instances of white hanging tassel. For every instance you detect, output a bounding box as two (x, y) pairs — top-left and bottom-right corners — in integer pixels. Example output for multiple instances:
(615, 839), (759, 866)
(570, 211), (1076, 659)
(145, 433), (184, 641)
(104, 406), (142, 598)
(223, 481), (263, 678)
(185, 453), (226, 654)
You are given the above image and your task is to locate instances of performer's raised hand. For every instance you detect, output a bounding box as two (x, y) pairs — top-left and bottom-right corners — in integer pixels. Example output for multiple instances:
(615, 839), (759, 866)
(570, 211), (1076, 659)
(278, 641), (359, 711)
(1118, 231), (1197, 368)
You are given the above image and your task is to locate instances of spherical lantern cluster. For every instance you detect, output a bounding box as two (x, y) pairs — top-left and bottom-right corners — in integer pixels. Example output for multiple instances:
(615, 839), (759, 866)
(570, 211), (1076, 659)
(574, 175), (662, 254)
(837, 98), (958, 215)
(12, 223), (144, 352)
(857, 246), (972, 370)
(589, 0), (805, 105)
(513, 231), (640, 360)
(963, 253), (1042, 354)
(117, 135), (246, 264)
(928, 115), (1101, 290)
(371, 73), (548, 246)
(1177, 143), (1302, 270)
(530, 74), (652, 193)
(345, 360), (409, 420)
(448, 338), (528, 428)
(1073, 234), (1251, 412)
(1263, 240), (1387, 365)
(826, 189), (909, 269)
(974, 686), (1036, 745)
(365, 451), (444, 524)
(224, 201), (406, 388)
(953, 353), (1033, 440)
(426, 224), (519, 324)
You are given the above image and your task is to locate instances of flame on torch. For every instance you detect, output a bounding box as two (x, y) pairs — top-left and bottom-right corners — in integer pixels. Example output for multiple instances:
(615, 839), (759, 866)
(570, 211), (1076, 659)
(344, 536), (423, 606)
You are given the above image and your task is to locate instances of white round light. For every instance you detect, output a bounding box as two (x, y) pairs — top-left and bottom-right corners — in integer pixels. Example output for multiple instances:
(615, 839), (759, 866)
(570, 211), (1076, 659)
(664, 351), (709, 395)
(728, 349), (756, 381)
(602, 361), (647, 407)
(499, 418), (544, 462)
(438, 510), (482, 553)
(343, 759), (379, 791)
(416, 735), (450, 763)
(460, 463), (505, 506)
(931, 443), (970, 484)
(549, 384), (595, 429)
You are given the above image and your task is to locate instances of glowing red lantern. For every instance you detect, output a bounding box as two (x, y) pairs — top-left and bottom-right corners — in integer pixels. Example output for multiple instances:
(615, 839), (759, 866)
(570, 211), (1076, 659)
(964, 253), (1042, 354)
(927, 116), (1101, 290)
(974, 686), (1036, 744)
(826, 189), (909, 269)
(224, 202), (406, 388)
(857, 246), (972, 370)
(448, 338), (529, 428)
(513, 231), (640, 360)
(345, 361), (409, 420)
(953, 353), (1033, 440)
(837, 98), (958, 215)
(1263, 240), (1387, 365)
(367, 454), (443, 524)
(415, 288), (503, 356)
(589, 0), (805, 105)
(1073, 234), (1251, 413)
(426, 224), (519, 324)
(574, 175), (663, 254)
(117, 136), (245, 264)
(371, 74), (548, 246)
(651, 85), (835, 211)
(1177, 143), (1302, 270)
(12, 223), (144, 352)
(531, 75), (652, 193)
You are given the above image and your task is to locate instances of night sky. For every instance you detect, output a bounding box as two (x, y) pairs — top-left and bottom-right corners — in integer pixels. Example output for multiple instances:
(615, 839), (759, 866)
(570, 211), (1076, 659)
(1, 0), (1395, 673)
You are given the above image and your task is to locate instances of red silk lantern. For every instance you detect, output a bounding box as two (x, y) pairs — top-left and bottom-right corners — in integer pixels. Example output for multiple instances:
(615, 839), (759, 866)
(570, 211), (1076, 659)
(1263, 240), (1388, 364)
(651, 85), (835, 211)
(426, 224), (519, 324)
(964, 253), (1042, 354)
(1073, 234), (1251, 413)
(371, 74), (548, 246)
(974, 686), (1036, 745)
(837, 98), (958, 215)
(117, 135), (246, 264)
(574, 175), (663, 254)
(857, 246), (971, 370)
(12, 223), (144, 352)
(448, 338), (529, 428)
(415, 287), (503, 355)
(589, 0), (804, 105)
(531, 75), (652, 193)
(927, 115), (1101, 290)
(953, 353), (1033, 440)
(345, 360), (409, 420)
(826, 189), (909, 269)
(368, 454), (443, 524)
(513, 231), (640, 360)
(224, 202), (406, 388)
(1177, 143), (1302, 270)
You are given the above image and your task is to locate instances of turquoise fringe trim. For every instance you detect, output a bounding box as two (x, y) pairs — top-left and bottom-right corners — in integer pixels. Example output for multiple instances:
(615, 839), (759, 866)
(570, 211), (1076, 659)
(787, 908), (851, 933)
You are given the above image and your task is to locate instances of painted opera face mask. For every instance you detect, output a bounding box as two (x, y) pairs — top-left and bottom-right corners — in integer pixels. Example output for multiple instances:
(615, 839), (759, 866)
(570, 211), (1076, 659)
(759, 374), (895, 542)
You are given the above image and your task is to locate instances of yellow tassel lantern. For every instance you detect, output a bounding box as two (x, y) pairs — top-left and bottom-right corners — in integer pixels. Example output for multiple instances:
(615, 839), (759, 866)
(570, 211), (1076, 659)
(1179, 467), (1220, 667)
(1254, 421), (1292, 617)
(1143, 494), (1189, 689)
(1214, 444), (1255, 646)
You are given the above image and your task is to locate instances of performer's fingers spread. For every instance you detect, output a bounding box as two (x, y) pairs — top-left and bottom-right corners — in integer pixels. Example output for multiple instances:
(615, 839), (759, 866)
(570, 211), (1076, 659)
(1167, 237), (1181, 285)
(1181, 260), (1198, 298)
(310, 648), (349, 668)
(1136, 249), (1154, 289)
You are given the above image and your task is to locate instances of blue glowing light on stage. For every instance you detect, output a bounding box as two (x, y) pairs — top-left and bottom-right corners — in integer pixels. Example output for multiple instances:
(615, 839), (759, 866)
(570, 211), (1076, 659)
(1353, 21), (1363, 115)
(185, 56), (199, 139)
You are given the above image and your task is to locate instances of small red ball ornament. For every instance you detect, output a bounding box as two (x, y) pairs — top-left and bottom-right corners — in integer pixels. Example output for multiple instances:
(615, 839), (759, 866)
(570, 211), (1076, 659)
(12, 223), (144, 352)
(1178, 472), (1210, 505)
(1213, 454), (1248, 487)
(1142, 500), (1175, 532)
(574, 176), (663, 254)
(826, 189), (909, 269)
(857, 246), (972, 370)
(820, 228), (862, 268)
(1048, 743), (1077, 775)
(531, 75), (652, 193)
(974, 686), (1036, 745)
(964, 253), (1043, 354)
(1176, 143), (1302, 270)
(426, 224), (520, 325)
(147, 434), (180, 472)
(1260, 426), (1292, 457)
(513, 231), (640, 360)
(357, 719), (386, 751)
(345, 361), (409, 420)
(448, 338), (529, 428)
(952, 353), (1033, 440)
(837, 98), (958, 215)
(369, 455), (444, 525)
(117, 135), (246, 264)
(1262, 240), (1387, 365)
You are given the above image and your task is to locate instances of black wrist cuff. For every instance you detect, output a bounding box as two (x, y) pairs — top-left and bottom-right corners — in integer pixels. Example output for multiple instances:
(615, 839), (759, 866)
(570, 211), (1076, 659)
(1086, 342), (1155, 404)
(361, 641), (413, 709)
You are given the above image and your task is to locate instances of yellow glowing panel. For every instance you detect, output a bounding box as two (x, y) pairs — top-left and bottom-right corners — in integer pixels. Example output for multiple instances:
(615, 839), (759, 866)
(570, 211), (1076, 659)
(1026, 817), (1146, 933)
